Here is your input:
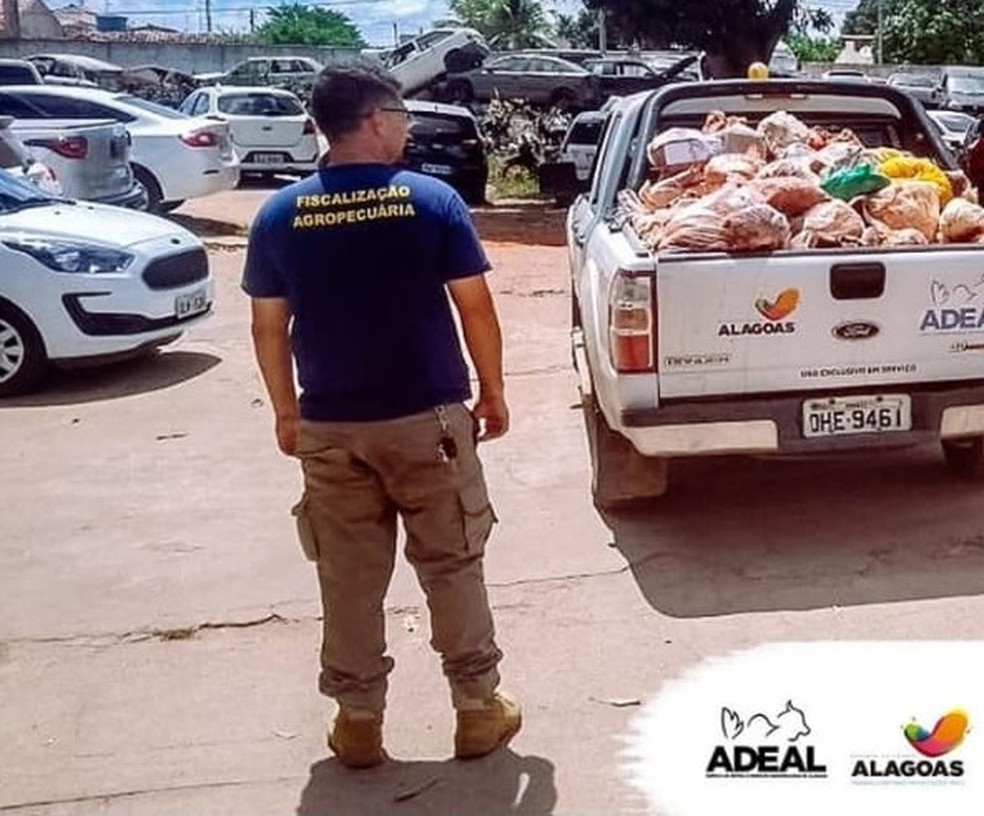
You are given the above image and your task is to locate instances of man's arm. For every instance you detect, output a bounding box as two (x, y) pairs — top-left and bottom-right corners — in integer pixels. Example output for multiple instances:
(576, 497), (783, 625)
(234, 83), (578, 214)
(249, 297), (299, 456)
(447, 274), (508, 441)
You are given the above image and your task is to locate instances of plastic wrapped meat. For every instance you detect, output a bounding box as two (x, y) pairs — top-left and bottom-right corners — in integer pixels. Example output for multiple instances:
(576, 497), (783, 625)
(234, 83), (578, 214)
(704, 153), (764, 187)
(863, 223), (930, 246)
(791, 200), (866, 248)
(757, 158), (820, 183)
(750, 176), (829, 217)
(756, 111), (811, 156)
(659, 185), (790, 253)
(862, 181), (941, 242)
(946, 169), (979, 204)
(631, 208), (675, 249)
(939, 197), (984, 243)
(646, 128), (722, 176)
(639, 165), (704, 210)
(878, 155), (953, 205)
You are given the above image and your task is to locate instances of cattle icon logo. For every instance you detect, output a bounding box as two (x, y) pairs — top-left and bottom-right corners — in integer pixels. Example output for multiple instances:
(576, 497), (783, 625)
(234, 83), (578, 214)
(722, 700), (811, 743)
(904, 709), (969, 758)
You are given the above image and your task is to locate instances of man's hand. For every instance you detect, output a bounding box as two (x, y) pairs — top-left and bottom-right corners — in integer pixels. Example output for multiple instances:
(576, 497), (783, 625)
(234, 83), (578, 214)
(473, 390), (509, 441)
(275, 413), (299, 456)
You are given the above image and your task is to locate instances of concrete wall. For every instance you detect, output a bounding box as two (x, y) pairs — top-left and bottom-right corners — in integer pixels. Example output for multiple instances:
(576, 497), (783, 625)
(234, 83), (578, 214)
(0, 39), (361, 73)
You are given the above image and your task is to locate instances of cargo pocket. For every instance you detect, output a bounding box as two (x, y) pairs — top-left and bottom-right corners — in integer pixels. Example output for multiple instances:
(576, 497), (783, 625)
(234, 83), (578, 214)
(458, 478), (497, 553)
(291, 495), (321, 562)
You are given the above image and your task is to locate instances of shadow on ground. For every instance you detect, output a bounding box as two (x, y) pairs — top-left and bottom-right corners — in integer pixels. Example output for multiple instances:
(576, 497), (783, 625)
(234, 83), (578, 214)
(472, 200), (567, 247)
(0, 351), (221, 407)
(297, 750), (556, 816)
(598, 446), (984, 618)
(170, 213), (248, 238)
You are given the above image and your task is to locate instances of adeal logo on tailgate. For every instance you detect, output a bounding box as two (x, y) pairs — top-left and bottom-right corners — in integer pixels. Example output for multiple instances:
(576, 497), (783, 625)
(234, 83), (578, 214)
(719, 288), (799, 337)
(921, 277), (984, 333)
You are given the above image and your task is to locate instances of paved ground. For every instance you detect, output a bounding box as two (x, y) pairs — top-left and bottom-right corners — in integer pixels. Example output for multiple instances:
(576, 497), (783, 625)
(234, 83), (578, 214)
(2, 188), (984, 815)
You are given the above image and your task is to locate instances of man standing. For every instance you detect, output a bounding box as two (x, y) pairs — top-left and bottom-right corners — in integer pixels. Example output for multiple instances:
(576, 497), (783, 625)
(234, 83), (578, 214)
(243, 62), (520, 769)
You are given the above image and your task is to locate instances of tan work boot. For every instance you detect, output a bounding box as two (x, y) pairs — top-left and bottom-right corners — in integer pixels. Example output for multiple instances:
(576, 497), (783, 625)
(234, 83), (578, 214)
(328, 708), (386, 769)
(454, 691), (522, 759)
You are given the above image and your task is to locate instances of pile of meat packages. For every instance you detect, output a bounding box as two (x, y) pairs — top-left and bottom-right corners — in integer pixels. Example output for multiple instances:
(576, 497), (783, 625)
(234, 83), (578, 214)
(626, 110), (984, 254)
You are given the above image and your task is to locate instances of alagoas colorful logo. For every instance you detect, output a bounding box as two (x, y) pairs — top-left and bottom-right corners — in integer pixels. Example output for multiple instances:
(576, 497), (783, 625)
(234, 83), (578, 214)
(719, 288), (800, 337)
(755, 288), (800, 322)
(904, 709), (969, 758)
(851, 709), (969, 782)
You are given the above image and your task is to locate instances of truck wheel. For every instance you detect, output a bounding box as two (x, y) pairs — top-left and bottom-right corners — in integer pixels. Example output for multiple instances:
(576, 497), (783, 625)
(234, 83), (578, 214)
(942, 437), (984, 480)
(0, 301), (47, 397)
(444, 48), (475, 74)
(446, 80), (473, 105)
(584, 394), (670, 510)
(132, 165), (163, 213)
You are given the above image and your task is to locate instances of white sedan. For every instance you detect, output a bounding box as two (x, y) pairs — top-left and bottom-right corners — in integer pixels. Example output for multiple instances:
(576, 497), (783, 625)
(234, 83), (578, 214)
(0, 85), (240, 212)
(179, 85), (319, 176)
(0, 169), (213, 396)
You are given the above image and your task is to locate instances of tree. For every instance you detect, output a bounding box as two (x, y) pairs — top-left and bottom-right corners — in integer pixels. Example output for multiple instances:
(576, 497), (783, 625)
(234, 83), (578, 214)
(448, 0), (555, 49)
(880, 0), (984, 64)
(841, 0), (895, 36)
(785, 33), (841, 63)
(583, 0), (811, 77)
(555, 9), (599, 49)
(256, 4), (366, 47)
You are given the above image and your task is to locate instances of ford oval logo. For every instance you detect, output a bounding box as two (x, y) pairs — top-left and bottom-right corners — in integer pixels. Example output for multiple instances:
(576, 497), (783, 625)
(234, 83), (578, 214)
(833, 321), (880, 341)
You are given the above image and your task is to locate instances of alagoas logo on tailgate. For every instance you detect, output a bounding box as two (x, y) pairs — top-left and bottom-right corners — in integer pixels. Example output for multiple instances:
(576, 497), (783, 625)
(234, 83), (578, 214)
(718, 288), (799, 337)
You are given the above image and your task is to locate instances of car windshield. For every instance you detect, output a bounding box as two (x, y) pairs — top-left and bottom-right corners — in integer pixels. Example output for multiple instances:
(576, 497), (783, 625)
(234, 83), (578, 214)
(949, 76), (984, 94)
(218, 93), (304, 116)
(114, 94), (189, 119)
(892, 74), (933, 87)
(934, 112), (974, 133)
(0, 167), (61, 212)
(409, 112), (475, 139)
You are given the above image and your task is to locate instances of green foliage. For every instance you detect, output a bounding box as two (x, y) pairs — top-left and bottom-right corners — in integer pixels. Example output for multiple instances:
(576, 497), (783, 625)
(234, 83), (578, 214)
(448, 0), (555, 49)
(881, 0), (984, 64)
(256, 3), (366, 47)
(842, 0), (893, 36)
(582, 0), (802, 76)
(555, 9), (600, 49)
(785, 33), (841, 62)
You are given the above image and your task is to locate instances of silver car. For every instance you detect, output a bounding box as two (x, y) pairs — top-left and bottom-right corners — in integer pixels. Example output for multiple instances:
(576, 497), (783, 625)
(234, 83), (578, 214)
(445, 54), (601, 110)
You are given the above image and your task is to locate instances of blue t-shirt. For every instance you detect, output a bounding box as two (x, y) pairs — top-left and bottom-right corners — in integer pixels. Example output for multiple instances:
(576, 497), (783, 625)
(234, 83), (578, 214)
(242, 163), (490, 422)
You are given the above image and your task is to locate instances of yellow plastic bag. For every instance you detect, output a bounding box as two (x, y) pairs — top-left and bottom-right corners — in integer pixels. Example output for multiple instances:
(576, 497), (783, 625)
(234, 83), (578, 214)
(878, 156), (953, 205)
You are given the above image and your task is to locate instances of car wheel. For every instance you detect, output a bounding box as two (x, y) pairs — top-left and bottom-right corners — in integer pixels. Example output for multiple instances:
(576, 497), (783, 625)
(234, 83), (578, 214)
(942, 437), (984, 480)
(446, 80), (474, 105)
(444, 48), (476, 74)
(0, 301), (47, 397)
(549, 88), (577, 111)
(132, 165), (164, 214)
(583, 393), (669, 511)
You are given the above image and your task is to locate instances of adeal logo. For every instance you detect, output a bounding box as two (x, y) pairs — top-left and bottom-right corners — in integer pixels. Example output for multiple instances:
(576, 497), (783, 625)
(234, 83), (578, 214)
(719, 288), (799, 337)
(851, 709), (969, 782)
(705, 700), (827, 778)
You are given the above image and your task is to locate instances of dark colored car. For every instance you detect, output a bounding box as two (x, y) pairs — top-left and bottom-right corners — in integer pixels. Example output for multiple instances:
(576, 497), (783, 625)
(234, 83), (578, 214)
(584, 54), (700, 100)
(402, 100), (488, 205)
(444, 53), (600, 111)
(961, 116), (984, 195)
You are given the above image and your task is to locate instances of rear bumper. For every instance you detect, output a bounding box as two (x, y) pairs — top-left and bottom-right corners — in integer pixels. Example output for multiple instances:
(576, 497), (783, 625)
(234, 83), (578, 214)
(95, 182), (149, 211)
(619, 383), (984, 456)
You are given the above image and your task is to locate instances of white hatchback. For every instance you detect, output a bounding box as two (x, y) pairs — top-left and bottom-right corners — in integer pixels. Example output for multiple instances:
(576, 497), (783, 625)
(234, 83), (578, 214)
(0, 169), (213, 396)
(0, 85), (240, 212)
(179, 85), (319, 176)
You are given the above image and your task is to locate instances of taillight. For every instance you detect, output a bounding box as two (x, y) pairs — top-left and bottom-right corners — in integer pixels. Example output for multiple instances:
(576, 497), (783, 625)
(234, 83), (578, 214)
(25, 135), (88, 159)
(609, 271), (655, 373)
(303, 118), (315, 135)
(180, 130), (219, 148)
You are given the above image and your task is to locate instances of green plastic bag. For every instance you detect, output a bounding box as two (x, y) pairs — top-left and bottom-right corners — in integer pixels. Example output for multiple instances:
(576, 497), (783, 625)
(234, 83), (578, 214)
(821, 164), (891, 201)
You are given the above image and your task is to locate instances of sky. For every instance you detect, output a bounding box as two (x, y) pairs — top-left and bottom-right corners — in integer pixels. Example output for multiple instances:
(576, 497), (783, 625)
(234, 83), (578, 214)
(50, 0), (856, 47)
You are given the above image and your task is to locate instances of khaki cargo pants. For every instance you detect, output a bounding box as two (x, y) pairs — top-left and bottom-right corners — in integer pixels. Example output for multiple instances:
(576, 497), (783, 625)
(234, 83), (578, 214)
(293, 403), (502, 714)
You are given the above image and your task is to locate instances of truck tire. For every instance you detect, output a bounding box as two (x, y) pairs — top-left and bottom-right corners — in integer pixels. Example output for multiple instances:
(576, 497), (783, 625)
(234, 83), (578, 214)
(584, 394), (669, 510)
(942, 437), (984, 480)
(446, 80), (474, 105)
(0, 301), (47, 397)
(444, 48), (477, 74)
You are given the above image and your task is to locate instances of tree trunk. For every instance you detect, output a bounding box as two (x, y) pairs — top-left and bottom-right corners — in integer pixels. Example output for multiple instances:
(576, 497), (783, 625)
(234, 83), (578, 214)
(2, 0), (20, 39)
(703, 0), (796, 78)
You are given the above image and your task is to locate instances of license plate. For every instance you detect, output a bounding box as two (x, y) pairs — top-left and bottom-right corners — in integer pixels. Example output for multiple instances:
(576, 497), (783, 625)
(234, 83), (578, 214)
(802, 394), (912, 438)
(421, 162), (453, 176)
(253, 152), (283, 164)
(175, 288), (208, 319)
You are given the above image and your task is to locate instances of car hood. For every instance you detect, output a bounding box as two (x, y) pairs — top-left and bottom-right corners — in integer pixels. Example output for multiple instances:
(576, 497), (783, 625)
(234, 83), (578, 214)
(0, 200), (194, 247)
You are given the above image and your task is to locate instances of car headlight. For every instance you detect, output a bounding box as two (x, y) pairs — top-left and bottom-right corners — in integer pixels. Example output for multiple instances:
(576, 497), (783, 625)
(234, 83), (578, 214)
(2, 238), (134, 274)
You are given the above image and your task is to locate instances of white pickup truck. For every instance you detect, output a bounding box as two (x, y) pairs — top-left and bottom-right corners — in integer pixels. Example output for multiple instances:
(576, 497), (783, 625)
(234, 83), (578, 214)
(567, 79), (984, 507)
